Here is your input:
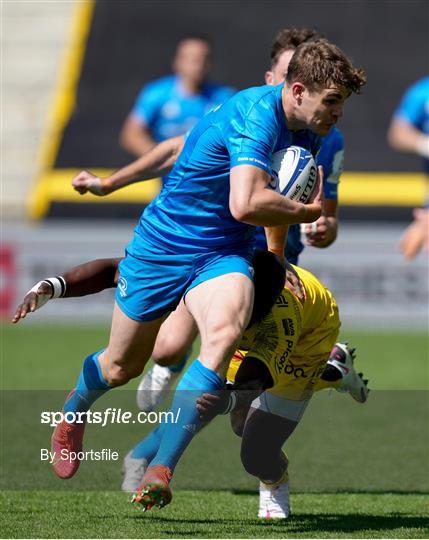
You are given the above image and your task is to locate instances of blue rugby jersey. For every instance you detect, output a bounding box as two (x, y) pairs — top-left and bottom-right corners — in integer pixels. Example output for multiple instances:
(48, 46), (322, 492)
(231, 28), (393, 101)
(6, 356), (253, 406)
(131, 75), (235, 142)
(131, 83), (321, 255)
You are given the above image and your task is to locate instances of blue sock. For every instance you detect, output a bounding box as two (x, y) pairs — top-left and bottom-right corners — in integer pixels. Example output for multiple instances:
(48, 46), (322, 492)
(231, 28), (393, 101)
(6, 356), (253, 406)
(131, 424), (166, 461)
(150, 359), (223, 471)
(64, 350), (110, 413)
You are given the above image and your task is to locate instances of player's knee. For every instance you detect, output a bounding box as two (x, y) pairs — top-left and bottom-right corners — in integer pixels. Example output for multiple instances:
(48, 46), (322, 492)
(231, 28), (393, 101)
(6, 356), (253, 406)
(152, 337), (184, 367)
(240, 445), (264, 478)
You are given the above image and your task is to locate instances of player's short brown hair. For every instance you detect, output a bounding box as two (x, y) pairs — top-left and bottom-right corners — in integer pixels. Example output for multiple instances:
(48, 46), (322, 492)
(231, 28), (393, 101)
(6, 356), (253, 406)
(270, 27), (323, 67)
(286, 40), (366, 94)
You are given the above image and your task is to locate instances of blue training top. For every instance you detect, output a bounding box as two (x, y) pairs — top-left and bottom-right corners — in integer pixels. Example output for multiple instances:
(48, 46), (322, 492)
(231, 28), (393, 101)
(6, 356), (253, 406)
(131, 83), (321, 256)
(393, 76), (429, 175)
(255, 126), (344, 263)
(131, 74), (235, 142)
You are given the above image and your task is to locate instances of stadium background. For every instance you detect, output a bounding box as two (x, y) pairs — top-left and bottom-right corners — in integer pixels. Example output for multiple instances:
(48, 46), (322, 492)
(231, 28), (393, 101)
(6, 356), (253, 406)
(1, 2), (428, 538)
(2, 0), (427, 328)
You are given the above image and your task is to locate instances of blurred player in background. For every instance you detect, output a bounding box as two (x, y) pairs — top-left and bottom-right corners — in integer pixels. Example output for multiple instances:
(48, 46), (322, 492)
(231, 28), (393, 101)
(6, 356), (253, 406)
(119, 34), (234, 160)
(73, 28), (346, 415)
(387, 76), (429, 259)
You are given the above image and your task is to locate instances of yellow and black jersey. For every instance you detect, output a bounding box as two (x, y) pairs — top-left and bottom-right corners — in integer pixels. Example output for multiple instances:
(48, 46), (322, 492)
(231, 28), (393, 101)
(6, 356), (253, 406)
(227, 265), (341, 400)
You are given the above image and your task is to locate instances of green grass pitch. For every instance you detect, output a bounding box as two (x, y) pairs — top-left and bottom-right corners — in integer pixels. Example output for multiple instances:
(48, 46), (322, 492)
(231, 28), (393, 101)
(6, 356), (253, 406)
(1, 323), (428, 538)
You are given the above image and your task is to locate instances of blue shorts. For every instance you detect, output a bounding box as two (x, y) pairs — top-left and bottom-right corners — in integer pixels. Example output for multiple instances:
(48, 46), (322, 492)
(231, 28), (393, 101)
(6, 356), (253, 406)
(116, 246), (254, 322)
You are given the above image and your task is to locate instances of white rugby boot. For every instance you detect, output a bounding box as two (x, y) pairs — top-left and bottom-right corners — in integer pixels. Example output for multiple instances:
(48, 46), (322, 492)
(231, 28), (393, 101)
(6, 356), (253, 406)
(327, 342), (370, 403)
(136, 363), (181, 412)
(121, 450), (148, 492)
(258, 479), (290, 519)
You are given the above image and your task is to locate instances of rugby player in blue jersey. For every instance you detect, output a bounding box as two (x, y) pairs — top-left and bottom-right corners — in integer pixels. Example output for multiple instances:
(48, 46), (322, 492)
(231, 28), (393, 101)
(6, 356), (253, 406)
(53, 40), (365, 501)
(71, 30), (358, 514)
(73, 29), (346, 417)
(120, 34), (234, 159)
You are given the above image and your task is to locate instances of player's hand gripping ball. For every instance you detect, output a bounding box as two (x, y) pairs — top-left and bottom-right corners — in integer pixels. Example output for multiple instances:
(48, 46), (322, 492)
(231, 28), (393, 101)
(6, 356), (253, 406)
(270, 146), (317, 203)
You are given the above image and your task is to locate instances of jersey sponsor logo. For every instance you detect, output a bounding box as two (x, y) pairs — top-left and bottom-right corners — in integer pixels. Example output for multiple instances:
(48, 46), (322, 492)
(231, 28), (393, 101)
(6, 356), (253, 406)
(237, 156), (270, 169)
(282, 318), (295, 336)
(118, 277), (128, 298)
(275, 294), (289, 307)
(275, 339), (294, 374)
(284, 359), (307, 378)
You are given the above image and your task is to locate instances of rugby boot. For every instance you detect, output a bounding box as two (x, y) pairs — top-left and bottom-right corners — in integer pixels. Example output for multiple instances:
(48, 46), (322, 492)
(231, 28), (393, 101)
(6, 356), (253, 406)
(327, 343), (370, 403)
(258, 480), (290, 519)
(132, 465), (173, 511)
(136, 364), (181, 412)
(51, 390), (86, 479)
(121, 450), (148, 492)
(258, 454), (290, 519)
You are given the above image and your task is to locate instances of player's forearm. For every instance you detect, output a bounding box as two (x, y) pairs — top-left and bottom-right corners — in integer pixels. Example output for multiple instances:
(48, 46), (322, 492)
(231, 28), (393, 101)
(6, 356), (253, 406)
(104, 136), (184, 192)
(234, 188), (320, 226)
(196, 355), (272, 425)
(388, 119), (429, 158)
(13, 258), (122, 323)
(62, 258), (121, 296)
(230, 165), (322, 226)
(264, 225), (289, 260)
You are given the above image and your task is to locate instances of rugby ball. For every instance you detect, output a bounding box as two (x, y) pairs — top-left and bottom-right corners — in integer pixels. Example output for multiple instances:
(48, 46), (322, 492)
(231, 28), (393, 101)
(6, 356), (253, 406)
(271, 146), (317, 203)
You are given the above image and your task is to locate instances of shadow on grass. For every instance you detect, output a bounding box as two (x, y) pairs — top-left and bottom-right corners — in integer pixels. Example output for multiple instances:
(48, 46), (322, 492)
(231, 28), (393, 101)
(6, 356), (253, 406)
(232, 489), (429, 496)
(127, 513), (429, 536)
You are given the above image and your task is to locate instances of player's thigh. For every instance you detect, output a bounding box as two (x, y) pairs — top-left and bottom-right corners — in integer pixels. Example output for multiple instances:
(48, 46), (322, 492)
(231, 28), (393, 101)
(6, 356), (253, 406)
(185, 272), (254, 369)
(101, 301), (167, 372)
(152, 299), (198, 364)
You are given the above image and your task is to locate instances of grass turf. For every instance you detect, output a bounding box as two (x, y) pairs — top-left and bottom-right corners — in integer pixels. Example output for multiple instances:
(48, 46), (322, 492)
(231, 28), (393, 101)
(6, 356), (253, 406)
(1, 324), (428, 538)
(1, 491), (428, 538)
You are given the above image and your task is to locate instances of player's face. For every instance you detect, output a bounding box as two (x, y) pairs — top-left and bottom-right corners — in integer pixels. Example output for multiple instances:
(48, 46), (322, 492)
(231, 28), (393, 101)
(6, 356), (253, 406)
(265, 49), (294, 86)
(174, 39), (211, 86)
(299, 86), (349, 136)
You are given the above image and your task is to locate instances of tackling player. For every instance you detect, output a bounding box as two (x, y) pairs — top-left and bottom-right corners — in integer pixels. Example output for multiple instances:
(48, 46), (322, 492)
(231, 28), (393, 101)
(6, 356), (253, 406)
(13, 252), (369, 518)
